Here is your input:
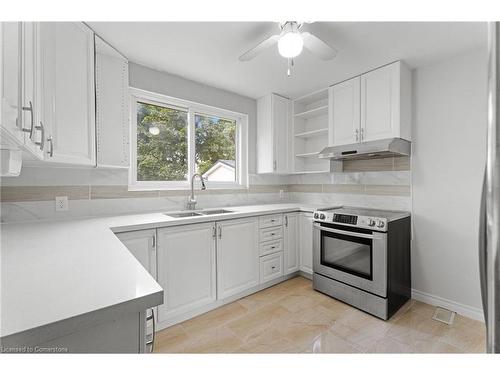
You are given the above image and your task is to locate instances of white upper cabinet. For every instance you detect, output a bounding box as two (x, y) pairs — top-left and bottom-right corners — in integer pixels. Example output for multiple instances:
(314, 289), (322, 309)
(329, 61), (412, 146)
(1, 22), (23, 145)
(95, 36), (130, 168)
(20, 22), (44, 159)
(1, 22), (45, 164)
(360, 61), (411, 142)
(257, 93), (291, 174)
(217, 217), (259, 299)
(329, 76), (361, 146)
(39, 22), (96, 165)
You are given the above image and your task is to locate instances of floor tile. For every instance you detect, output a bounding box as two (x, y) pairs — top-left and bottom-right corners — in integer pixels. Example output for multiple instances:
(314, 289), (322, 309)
(153, 276), (486, 354)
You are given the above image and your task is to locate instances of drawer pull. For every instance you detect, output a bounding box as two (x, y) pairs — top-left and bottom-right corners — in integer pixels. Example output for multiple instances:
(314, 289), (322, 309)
(271, 266), (276, 270)
(271, 246), (275, 249)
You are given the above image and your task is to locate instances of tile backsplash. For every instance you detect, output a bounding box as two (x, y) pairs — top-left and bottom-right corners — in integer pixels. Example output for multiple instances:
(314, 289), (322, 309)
(0, 157), (411, 222)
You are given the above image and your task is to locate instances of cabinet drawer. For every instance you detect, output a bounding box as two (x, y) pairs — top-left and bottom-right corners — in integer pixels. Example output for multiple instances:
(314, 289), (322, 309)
(259, 226), (283, 242)
(259, 239), (283, 256)
(259, 214), (283, 228)
(260, 252), (284, 284)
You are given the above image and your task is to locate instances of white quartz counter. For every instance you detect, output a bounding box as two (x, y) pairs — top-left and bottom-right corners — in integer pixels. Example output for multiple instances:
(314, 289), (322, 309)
(0, 202), (335, 342)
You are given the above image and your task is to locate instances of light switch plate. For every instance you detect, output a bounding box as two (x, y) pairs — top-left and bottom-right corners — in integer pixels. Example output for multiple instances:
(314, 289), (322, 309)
(55, 196), (69, 212)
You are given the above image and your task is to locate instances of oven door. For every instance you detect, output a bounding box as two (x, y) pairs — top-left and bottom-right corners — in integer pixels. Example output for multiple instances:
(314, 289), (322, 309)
(313, 222), (387, 297)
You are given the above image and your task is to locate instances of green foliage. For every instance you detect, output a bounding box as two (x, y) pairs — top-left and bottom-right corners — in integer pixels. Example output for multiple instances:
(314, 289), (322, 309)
(137, 102), (188, 181)
(195, 114), (236, 175)
(136, 102), (236, 181)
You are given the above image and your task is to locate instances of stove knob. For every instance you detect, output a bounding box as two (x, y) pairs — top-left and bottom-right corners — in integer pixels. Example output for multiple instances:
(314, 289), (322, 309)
(320, 214), (326, 220)
(314, 213), (319, 219)
(377, 220), (385, 228)
(368, 219), (376, 227)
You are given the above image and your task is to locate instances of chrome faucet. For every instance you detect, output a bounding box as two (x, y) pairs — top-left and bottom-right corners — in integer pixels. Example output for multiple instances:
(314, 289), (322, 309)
(187, 173), (206, 210)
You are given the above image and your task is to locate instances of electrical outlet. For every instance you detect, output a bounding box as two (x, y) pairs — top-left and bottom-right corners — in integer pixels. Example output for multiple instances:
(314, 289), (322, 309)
(55, 196), (68, 212)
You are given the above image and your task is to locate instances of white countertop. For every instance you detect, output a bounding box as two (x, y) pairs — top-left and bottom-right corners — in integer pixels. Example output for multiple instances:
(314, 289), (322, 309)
(0, 202), (335, 340)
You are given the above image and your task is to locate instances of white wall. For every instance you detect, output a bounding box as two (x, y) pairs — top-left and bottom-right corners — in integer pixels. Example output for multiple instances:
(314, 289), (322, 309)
(129, 63), (258, 173)
(411, 47), (487, 319)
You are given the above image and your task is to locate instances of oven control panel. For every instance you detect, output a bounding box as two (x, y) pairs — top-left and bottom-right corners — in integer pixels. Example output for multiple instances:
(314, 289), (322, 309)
(313, 211), (388, 231)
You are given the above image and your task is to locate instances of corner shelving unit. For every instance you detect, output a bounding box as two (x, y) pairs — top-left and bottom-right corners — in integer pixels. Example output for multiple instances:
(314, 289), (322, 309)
(292, 88), (330, 174)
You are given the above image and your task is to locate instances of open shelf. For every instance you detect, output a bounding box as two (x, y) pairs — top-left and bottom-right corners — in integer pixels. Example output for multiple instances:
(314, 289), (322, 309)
(293, 105), (328, 120)
(292, 87), (330, 174)
(294, 128), (328, 138)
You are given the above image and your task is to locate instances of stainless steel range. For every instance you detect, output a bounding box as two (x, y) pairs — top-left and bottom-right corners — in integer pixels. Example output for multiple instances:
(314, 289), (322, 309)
(312, 206), (411, 320)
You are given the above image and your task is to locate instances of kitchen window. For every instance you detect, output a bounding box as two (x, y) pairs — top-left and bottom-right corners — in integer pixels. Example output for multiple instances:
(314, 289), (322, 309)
(129, 88), (248, 190)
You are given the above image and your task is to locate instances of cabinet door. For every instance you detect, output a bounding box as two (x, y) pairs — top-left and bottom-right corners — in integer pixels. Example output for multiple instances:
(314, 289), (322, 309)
(330, 76), (360, 146)
(95, 36), (130, 168)
(157, 223), (216, 324)
(21, 22), (43, 159)
(1, 22), (24, 144)
(256, 95), (273, 173)
(217, 217), (259, 299)
(273, 94), (290, 174)
(256, 93), (290, 174)
(360, 62), (400, 142)
(115, 229), (157, 279)
(40, 22), (95, 165)
(284, 213), (300, 274)
(299, 213), (314, 274)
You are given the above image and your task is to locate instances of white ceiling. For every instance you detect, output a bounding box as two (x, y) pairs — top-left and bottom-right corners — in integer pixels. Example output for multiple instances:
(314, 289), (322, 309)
(88, 22), (487, 99)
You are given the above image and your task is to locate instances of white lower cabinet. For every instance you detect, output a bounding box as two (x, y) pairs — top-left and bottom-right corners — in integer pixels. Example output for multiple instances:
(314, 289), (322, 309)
(115, 229), (157, 352)
(284, 212), (300, 274)
(260, 252), (283, 284)
(299, 213), (314, 274)
(156, 223), (217, 325)
(115, 229), (156, 278)
(217, 217), (259, 300)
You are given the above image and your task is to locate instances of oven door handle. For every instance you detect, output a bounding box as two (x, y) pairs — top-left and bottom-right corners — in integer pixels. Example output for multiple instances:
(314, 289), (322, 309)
(313, 223), (374, 239)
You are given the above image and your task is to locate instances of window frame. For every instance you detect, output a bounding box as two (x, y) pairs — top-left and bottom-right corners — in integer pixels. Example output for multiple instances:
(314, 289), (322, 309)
(129, 88), (248, 191)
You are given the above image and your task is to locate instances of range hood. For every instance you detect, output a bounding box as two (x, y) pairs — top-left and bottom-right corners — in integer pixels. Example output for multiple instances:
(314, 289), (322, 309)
(318, 138), (411, 161)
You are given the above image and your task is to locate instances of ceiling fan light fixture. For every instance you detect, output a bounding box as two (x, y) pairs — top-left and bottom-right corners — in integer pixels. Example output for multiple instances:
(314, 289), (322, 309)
(278, 31), (303, 58)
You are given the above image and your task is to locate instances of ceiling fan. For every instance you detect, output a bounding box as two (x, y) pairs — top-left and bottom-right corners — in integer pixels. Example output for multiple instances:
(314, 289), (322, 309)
(239, 21), (337, 77)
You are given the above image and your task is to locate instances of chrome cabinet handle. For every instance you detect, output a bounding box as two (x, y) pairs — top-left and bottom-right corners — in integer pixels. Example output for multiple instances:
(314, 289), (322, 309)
(285, 215), (288, 227)
(212, 226), (217, 239)
(218, 225), (222, 239)
(360, 128), (364, 140)
(46, 136), (54, 157)
(21, 101), (34, 139)
(354, 128), (359, 141)
(145, 309), (155, 352)
(34, 122), (45, 151)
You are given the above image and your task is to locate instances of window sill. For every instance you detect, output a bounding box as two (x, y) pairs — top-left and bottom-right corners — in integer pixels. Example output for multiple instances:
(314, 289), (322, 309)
(128, 184), (248, 192)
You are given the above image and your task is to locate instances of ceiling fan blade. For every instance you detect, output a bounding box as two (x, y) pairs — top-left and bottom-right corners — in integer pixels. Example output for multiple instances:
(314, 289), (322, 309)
(301, 32), (337, 60)
(239, 34), (280, 61)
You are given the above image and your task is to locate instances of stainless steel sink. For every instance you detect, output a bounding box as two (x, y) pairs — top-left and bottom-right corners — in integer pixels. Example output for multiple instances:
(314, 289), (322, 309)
(165, 211), (204, 218)
(202, 209), (234, 215)
(164, 209), (234, 218)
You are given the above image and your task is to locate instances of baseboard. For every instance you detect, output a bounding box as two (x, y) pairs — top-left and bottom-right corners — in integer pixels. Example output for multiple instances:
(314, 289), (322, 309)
(411, 288), (484, 322)
(299, 270), (312, 280)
